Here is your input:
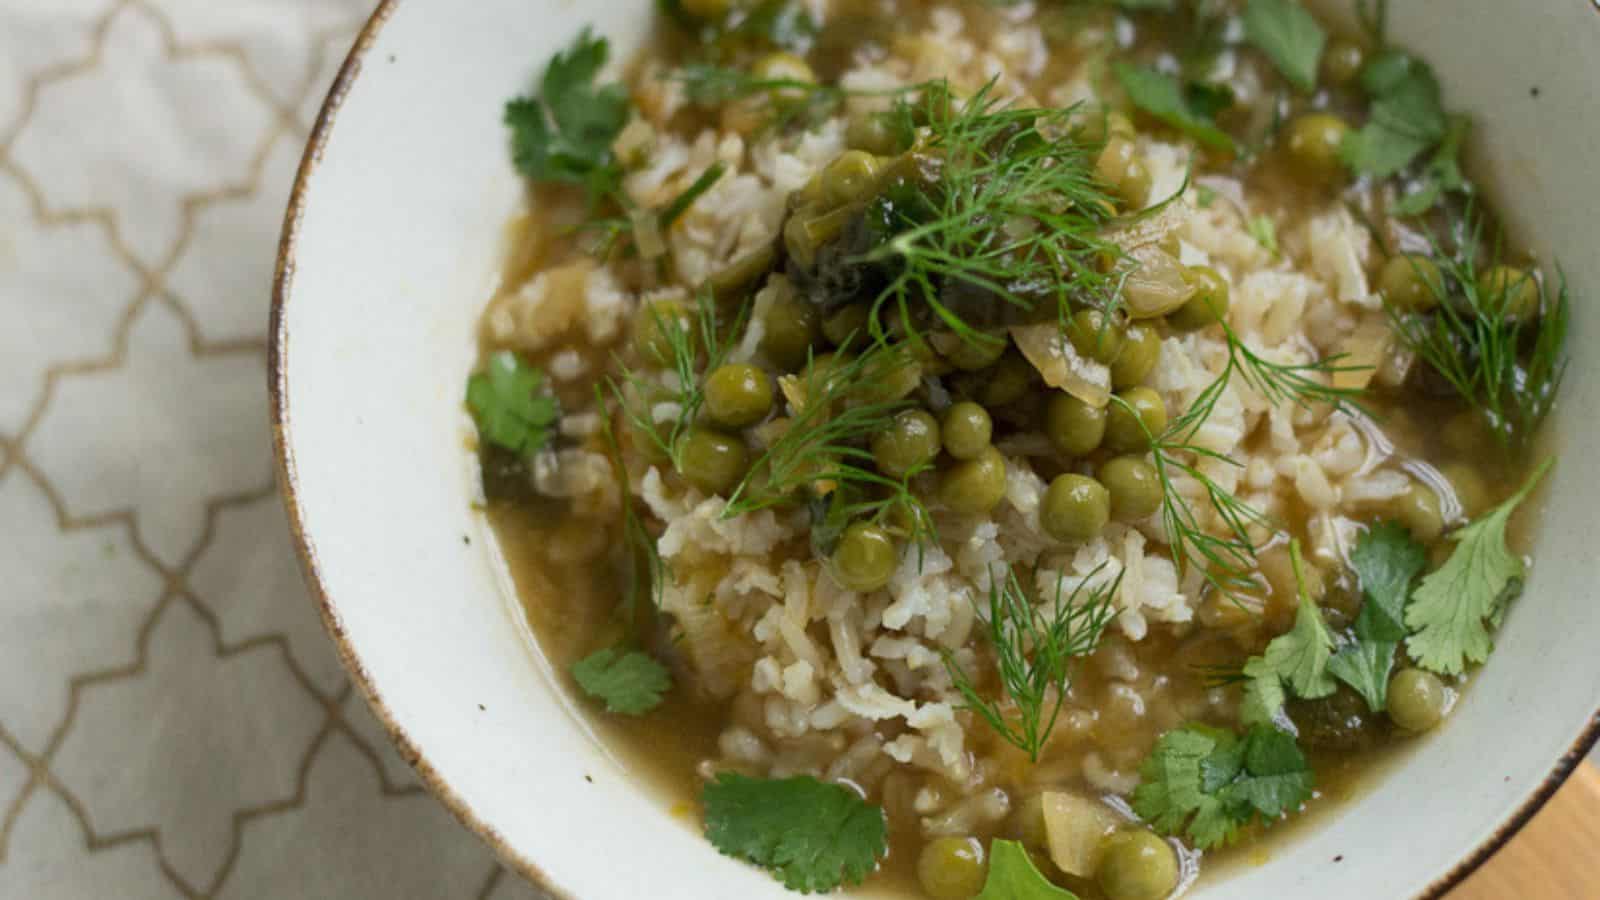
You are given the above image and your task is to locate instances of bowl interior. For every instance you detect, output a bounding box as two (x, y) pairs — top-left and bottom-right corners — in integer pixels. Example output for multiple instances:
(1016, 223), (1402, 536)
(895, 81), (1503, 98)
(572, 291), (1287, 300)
(273, 2), (1600, 897)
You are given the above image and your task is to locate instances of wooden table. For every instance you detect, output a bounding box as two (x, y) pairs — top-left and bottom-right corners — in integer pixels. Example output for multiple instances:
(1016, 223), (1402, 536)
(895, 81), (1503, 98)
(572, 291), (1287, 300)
(1451, 764), (1600, 898)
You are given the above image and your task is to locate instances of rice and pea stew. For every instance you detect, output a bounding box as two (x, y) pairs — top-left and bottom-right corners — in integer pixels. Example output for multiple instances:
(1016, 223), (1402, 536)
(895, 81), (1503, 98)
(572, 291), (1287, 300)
(465, 1), (1568, 896)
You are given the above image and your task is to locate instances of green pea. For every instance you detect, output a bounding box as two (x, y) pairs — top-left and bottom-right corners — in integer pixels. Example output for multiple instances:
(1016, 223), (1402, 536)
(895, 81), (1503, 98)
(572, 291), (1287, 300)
(708, 245), (776, 300)
(822, 304), (871, 349)
(1388, 668), (1448, 733)
(872, 409), (941, 478)
(831, 521), (900, 592)
(1477, 265), (1541, 322)
(1323, 39), (1367, 86)
(1067, 308), (1125, 365)
(1285, 113), (1351, 183)
(1045, 392), (1107, 456)
(1105, 387), (1168, 453)
(1111, 324), (1161, 389)
(752, 52), (816, 104)
(942, 331), (1009, 372)
(1392, 480), (1444, 542)
(632, 298), (694, 365)
(982, 352), (1035, 407)
(846, 112), (909, 156)
(939, 446), (1008, 515)
(855, 347), (924, 405)
(1170, 265), (1230, 331)
(704, 363), (774, 428)
(1043, 473), (1111, 543)
(916, 837), (986, 900)
(1378, 255), (1444, 313)
(1096, 830), (1180, 900)
(822, 150), (882, 209)
(1440, 461), (1490, 519)
(1101, 456), (1162, 521)
(761, 295), (821, 371)
(941, 402), (994, 460)
(675, 428), (748, 496)
(1095, 136), (1151, 209)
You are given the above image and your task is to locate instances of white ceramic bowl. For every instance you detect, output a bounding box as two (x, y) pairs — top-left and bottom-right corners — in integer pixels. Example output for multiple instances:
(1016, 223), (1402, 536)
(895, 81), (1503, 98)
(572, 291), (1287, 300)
(271, 2), (1600, 897)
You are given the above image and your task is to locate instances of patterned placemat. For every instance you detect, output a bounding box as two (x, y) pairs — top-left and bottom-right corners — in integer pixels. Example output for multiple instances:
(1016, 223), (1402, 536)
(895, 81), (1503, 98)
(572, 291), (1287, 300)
(0, 2), (541, 897)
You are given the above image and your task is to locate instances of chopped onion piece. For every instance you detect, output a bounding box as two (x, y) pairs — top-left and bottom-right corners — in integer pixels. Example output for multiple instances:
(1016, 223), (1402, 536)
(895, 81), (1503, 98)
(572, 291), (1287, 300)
(1042, 791), (1122, 878)
(1334, 318), (1392, 391)
(1105, 200), (1191, 251)
(1011, 322), (1111, 408)
(1123, 245), (1197, 318)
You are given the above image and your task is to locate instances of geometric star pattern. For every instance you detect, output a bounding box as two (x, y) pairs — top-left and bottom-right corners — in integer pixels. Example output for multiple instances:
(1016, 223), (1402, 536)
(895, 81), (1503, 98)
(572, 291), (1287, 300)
(0, 1), (542, 896)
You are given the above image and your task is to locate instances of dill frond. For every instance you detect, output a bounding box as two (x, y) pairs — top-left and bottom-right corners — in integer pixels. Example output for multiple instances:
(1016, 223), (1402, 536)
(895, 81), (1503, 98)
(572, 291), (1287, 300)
(721, 343), (936, 546)
(855, 82), (1125, 345)
(1218, 319), (1371, 416)
(609, 285), (751, 470)
(1384, 206), (1569, 452)
(944, 563), (1121, 762)
(594, 386), (668, 629)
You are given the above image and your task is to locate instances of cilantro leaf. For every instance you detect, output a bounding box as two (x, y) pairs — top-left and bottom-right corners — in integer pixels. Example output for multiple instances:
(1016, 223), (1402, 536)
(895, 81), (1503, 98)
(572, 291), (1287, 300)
(1406, 458), (1554, 675)
(1245, 581), (1337, 697)
(1351, 520), (1429, 642)
(467, 352), (559, 458)
(1113, 63), (1236, 151)
(505, 28), (630, 207)
(1326, 521), (1428, 711)
(1239, 671), (1287, 729)
(1340, 50), (1448, 177)
(1393, 115), (1472, 216)
(702, 773), (887, 893)
(1133, 724), (1314, 850)
(571, 647), (671, 715)
(975, 839), (1080, 899)
(1217, 726), (1315, 820)
(1132, 728), (1216, 834)
(1243, 0), (1327, 92)
(1327, 639), (1397, 713)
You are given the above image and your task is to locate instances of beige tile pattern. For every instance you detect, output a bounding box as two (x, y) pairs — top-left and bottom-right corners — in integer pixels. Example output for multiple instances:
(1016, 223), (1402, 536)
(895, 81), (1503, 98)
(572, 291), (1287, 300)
(0, 1), (541, 896)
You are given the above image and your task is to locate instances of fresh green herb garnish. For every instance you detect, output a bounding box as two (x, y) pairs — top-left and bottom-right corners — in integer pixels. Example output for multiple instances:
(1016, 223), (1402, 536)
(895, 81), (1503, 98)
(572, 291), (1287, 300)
(1405, 458), (1554, 675)
(1384, 211), (1569, 451)
(1242, 0), (1326, 93)
(1326, 520), (1426, 712)
(612, 287), (750, 470)
(1131, 332), (1363, 601)
(505, 29), (631, 209)
(722, 345), (935, 545)
(944, 564), (1121, 762)
(1340, 49), (1448, 178)
(1112, 63), (1236, 152)
(702, 773), (888, 893)
(571, 646), (672, 715)
(1246, 214), (1279, 258)
(1240, 541), (1335, 727)
(1392, 115), (1471, 216)
(595, 386), (668, 628)
(975, 839), (1080, 900)
(659, 161), (729, 230)
(676, 63), (850, 130)
(855, 84), (1124, 344)
(467, 351), (560, 458)
(1133, 723), (1315, 850)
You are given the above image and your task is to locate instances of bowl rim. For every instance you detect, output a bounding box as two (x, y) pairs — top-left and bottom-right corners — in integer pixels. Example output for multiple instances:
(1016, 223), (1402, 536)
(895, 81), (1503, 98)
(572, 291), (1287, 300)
(267, 1), (1600, 897)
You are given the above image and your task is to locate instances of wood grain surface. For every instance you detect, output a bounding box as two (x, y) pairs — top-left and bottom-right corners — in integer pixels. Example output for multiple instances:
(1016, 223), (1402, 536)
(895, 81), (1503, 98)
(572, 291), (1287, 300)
(1451, 764), (1600, 899)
